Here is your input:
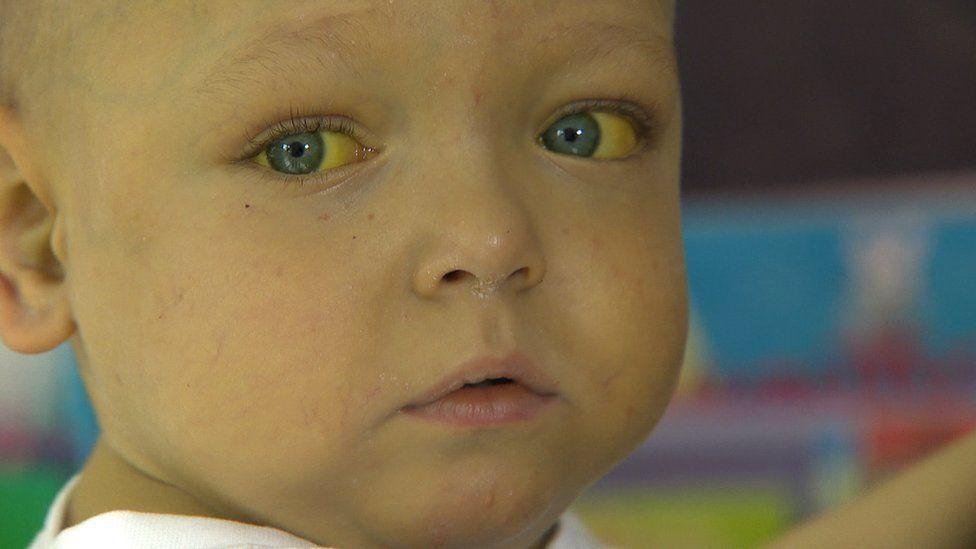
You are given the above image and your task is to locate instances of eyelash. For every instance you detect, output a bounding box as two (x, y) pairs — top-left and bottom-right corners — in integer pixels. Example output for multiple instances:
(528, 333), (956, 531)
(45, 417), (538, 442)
(240, 97), (660, 192)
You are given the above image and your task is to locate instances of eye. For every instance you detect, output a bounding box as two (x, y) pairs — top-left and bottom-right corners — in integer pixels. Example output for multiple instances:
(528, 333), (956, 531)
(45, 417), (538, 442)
(538, 100), (652, 160)
(250, 117), (375, 179)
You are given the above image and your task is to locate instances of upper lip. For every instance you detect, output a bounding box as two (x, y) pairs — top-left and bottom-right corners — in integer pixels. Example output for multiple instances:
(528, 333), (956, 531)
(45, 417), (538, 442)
(404, 350), (560, 408)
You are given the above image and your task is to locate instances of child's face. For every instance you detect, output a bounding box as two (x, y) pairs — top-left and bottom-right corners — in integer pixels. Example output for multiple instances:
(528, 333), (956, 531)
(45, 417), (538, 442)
(23, 0), (684, 546)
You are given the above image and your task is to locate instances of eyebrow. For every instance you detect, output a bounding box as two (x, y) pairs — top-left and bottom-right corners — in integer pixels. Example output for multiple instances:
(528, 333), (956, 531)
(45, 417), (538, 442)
(192, 8), (389, 100)
(192, 11), (675, 102)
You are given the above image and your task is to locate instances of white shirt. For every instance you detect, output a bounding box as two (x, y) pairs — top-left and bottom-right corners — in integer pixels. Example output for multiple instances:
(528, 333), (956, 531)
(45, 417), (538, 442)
(29, 474), (605, 548)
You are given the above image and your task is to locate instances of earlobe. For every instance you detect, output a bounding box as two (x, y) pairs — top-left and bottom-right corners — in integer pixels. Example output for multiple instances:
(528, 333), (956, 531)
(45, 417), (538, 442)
(0, 106), (75, 355)
(0, 268), (74, 354)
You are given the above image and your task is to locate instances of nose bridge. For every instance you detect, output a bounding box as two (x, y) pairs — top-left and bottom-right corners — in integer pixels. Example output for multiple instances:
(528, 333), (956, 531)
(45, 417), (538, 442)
(414, 73), (521, 221)
(404, 33), (546, 300)
(408, 125), (546, 300)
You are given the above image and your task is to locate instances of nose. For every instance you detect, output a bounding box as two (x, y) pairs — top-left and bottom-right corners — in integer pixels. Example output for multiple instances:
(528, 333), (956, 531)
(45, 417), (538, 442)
(412, 225), (547, 301)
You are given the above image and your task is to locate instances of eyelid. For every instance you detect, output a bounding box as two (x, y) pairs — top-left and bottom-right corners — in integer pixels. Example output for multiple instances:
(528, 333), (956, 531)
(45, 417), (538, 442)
(536, 97), (660, 157)
(236, 113), (375, 163)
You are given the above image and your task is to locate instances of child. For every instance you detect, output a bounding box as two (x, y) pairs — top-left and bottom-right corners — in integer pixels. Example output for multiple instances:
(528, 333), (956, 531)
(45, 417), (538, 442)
(2, 1), (974, 547)
(0, 0), (684, 546)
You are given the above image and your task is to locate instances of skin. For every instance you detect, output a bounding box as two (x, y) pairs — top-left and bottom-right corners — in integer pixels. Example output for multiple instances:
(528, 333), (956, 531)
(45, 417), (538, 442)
(0, 1), (685, 547)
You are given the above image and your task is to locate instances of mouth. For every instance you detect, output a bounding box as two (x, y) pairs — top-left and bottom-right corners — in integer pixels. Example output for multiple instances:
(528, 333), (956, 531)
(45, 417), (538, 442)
(400, 352), (559, 428)
(462, 377), (515, 387)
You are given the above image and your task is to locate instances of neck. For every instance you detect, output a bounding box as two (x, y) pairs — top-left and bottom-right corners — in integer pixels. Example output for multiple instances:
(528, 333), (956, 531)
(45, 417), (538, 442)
(65, 438), (562, 548)
(62, 437), (220, 531)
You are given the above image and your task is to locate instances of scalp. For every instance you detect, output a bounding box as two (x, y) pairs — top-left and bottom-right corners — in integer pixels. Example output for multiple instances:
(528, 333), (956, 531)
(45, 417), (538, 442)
(0, 0), (80, 113)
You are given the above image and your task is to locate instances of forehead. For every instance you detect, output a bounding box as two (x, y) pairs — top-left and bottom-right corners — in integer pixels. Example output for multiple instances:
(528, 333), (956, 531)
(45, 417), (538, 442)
(57, 0), (674, 109)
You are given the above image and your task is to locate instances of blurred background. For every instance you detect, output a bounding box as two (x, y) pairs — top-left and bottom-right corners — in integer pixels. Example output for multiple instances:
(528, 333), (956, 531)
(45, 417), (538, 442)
(2, 1), (975, 547)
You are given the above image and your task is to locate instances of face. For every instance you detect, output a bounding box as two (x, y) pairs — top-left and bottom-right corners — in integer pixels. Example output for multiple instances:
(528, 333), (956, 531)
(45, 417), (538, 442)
(13, 0), (685, 546)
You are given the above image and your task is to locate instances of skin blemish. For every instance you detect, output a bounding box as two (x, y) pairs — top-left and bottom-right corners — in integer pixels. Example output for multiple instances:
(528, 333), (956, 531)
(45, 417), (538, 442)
(300, 395), (313, 427)
(363, 385), (382, 405)
(244, 203), (251, 209)
(625, 404), (636, 421)
(488, 0), (502, 20)
(318, 212), (331, 221)
(211, 331), (227, 364)
(156, 288), (185, 320)
(634, 275), (647, 297)
(601, 368), (623, 392)
(367, 212), (374, 221)
(591, 236), (605, 252)
(472, 85), (483, 107)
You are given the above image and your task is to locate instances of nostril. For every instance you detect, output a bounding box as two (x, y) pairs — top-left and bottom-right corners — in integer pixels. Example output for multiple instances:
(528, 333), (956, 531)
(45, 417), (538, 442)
(443, 270), (464, 282)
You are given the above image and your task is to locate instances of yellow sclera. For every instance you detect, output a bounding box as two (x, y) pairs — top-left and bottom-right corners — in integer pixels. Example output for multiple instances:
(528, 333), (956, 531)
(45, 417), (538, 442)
(256, 131), (365, 172)
(589, 111), (638, 159)
(319, 132), (361, 170)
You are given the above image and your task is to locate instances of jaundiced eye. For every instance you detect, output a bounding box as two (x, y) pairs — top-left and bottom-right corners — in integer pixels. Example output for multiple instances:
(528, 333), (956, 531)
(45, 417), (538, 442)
(538, 111), (638, 159)
(257, 130), (370, 176)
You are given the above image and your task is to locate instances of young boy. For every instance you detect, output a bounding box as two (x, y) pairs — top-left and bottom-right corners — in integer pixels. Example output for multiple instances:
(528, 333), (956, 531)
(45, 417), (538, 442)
(3, 1), (975, 548)
(1, 0), (685, 546)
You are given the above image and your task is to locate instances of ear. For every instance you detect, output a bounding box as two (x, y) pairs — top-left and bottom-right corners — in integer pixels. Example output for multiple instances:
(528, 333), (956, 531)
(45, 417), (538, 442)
(0, 106), (74, 354)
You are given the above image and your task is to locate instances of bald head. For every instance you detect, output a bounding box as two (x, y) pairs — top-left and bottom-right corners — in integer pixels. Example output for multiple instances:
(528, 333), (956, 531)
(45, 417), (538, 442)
(0, 0), (676, 114)
(0, 0), (86, 113)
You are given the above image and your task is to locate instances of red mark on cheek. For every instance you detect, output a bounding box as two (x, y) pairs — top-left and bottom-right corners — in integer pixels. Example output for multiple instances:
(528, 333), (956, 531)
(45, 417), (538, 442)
(211, 331), (227, 364)
(602, 369), (623, 392)
(301, 396), (313, 426)
(488, 0), (502, 19)
(365, 385), (381, 402)
(367, 212), (374, 221)
(472, 85), (483, 107)
(318, 212), (331, 221)
(156, 289), (185, 320)
(591, 236), (605, 252)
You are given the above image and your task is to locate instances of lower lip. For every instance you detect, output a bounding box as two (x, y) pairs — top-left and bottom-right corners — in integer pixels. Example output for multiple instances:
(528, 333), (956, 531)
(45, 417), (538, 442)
(401, 383), (557, 427)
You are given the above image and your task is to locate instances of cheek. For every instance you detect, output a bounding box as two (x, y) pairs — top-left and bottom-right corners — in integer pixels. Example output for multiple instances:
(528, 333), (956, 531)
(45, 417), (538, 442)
(567, 229), (688, 455)
(592, 262), (686, 403)
(78, 202), (382, 476)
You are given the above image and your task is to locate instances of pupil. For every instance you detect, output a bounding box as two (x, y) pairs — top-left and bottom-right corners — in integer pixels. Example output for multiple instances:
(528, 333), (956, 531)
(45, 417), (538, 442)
(562, 127), (581, 143)
(287, 141), (308, 158)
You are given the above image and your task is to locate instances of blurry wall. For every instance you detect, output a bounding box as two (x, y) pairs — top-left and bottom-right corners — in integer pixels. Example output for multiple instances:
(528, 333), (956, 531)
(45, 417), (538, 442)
(676, 0), (976, 194)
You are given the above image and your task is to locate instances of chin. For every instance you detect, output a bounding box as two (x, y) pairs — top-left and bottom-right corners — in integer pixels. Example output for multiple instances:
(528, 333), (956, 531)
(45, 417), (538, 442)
(369, 465), (573, 549)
